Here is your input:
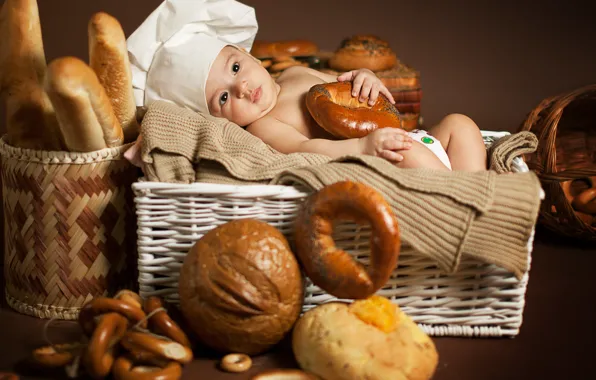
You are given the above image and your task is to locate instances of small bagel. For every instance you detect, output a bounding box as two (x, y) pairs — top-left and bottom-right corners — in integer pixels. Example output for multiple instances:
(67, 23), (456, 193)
(260, 59), (272, 68)
(114, 289), (143, 310)
(573, 188), (596, 214)
(306, 81), (402, 139)
(144, 296), (191, 348)
(272, 55), (295, 63)
(270, 59), (303, 73)
(561, 177), (596, 220)
(294, 181), (401, 300)
(112, 356), (182, 380)
(220, 353), (252, 373)
(84, 312), (129, 378)
(123, 348), (169, 367)
(78, 297), (147, 335)
(120, 331), (193, 364)
(32, 343), (81, 368)
(251, 40), (318, 59)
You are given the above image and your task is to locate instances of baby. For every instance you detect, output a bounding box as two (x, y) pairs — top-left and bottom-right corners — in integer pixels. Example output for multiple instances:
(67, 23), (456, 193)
(204, 47), (487, 172)
(125, 0), (487, 172)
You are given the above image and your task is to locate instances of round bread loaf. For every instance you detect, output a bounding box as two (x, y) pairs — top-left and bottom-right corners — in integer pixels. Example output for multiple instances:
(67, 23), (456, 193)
(292, 296), (438, 380)
(178, 219), (304, 355)
(329, 35), (397, 72)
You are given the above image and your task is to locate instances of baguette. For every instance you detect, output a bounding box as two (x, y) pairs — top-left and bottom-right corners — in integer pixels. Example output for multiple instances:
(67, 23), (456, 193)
(88, 12), (139, 143)
(44, 57), (124, 152)
(0, 0), (62, 150)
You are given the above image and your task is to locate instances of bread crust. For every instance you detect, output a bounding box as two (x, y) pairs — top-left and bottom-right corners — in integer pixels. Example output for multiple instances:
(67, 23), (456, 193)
(88, 11), (139, 143)
(306, 81), (402, 139)
(45, 57), (124, 152)
(178, 219), (304, 355)
(329, 35), (397, 72)
(0, 0), (63, 150)
(294, 180), (401, 299)
(292, 302), (439, 380)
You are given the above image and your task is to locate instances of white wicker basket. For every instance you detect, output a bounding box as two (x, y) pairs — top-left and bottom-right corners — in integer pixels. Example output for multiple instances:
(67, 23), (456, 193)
(133, 131), (536, 338)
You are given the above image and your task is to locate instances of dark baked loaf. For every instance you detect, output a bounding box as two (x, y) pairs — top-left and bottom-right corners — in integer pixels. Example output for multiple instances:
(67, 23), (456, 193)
(329, 35), (397, 72)
(178, 219), (304, 355)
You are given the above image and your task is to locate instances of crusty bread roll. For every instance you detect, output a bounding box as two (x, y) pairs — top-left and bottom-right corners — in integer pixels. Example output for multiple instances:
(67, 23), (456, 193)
(0, 0), (62, 150)
(179, 219), (304, 356)
(329, 35), (397, 73)
(44, 57), (124, 152)
(293, 296), (438, 380)
(88, 11), (139, 144)
(305, 82), (402, 139)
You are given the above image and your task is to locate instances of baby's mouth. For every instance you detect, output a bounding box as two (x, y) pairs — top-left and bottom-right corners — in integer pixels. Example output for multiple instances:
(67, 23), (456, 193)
(251, 86), (262, 103)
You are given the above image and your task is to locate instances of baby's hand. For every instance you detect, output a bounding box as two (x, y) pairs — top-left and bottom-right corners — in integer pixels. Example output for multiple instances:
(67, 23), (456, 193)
(337, 69), (395, 105)
(359, 128), (413, 162)
(123, 135), (144, 169)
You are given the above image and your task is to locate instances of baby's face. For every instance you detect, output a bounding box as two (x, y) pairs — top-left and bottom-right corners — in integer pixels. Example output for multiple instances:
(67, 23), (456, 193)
(205, 46), (279, 126)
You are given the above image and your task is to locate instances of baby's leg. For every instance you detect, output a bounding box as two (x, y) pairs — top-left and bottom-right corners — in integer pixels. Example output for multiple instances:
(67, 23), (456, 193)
(395, 141), (451, 171)
(427, 113), (487, 171)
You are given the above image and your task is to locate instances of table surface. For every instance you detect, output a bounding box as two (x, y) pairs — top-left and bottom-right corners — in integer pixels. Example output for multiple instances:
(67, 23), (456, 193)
(1, 225), (595, 380)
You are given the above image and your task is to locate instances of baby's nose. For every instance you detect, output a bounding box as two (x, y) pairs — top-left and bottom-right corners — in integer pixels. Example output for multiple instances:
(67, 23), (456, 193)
(234, 80), (249, 98)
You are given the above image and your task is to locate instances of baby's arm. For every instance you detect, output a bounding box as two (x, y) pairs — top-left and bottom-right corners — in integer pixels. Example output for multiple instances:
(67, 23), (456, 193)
(124, 135), (143, 168)
(282, 66), (394, 106)
(248, 116), (412, 161)
(248, 116), (362, 158)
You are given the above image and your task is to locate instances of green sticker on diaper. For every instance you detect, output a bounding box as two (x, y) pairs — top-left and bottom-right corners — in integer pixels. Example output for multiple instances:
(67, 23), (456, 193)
(421, 136), (434, 144)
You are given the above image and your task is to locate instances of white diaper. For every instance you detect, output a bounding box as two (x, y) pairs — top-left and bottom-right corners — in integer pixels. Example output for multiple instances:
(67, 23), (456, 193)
(407, 129), (452, 170)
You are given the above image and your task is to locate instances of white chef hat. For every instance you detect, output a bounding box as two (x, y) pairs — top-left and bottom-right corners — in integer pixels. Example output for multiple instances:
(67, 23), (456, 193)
(127, 0), (258, 114)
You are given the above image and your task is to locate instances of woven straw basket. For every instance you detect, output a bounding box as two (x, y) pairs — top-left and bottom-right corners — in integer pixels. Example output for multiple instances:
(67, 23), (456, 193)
(519, 84), (596, 240)
(134, 131), (536, 338)
(0, 136), (139, 320)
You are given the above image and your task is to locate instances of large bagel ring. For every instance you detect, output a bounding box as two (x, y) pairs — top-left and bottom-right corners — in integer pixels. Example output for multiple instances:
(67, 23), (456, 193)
(294, 181), (400, 299)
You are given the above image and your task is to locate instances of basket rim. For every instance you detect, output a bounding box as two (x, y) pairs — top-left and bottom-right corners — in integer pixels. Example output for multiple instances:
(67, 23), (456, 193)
(0, 134), (135, 164)
(133, 179), (310, 198)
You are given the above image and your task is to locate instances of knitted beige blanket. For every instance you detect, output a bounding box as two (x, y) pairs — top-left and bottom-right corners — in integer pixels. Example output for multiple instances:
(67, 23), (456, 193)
(140, 101), (542, 279)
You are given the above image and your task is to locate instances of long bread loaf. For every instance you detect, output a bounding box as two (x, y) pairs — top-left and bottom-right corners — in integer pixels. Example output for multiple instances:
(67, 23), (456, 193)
(0, 0), (62, 150)
(45, 57), (124, 152)
(88, 12), (139, 144)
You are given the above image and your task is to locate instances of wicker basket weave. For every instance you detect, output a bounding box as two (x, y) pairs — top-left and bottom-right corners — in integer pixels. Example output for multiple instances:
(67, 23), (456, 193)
(519, 84), (596, 240)
(134, 131), (537, 338)
(0, 136), (139, 320)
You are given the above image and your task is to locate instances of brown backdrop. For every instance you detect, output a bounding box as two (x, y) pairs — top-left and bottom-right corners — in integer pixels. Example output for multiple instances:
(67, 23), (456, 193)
(1, 0), (595, 259)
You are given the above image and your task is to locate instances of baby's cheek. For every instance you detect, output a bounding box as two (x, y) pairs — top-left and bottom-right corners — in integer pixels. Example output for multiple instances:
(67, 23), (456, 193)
(226, 104), (250, 126)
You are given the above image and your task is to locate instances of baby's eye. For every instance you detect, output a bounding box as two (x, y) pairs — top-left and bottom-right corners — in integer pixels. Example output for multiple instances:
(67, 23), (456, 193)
(219, 92), (228, 106)
(232, 62), (240, 73)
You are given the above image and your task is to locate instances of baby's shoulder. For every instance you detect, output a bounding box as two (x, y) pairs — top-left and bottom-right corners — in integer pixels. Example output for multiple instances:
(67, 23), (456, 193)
(276, 65), (322, 84)
(246, 114), (281, 139)
(278, 65), (311, 78)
